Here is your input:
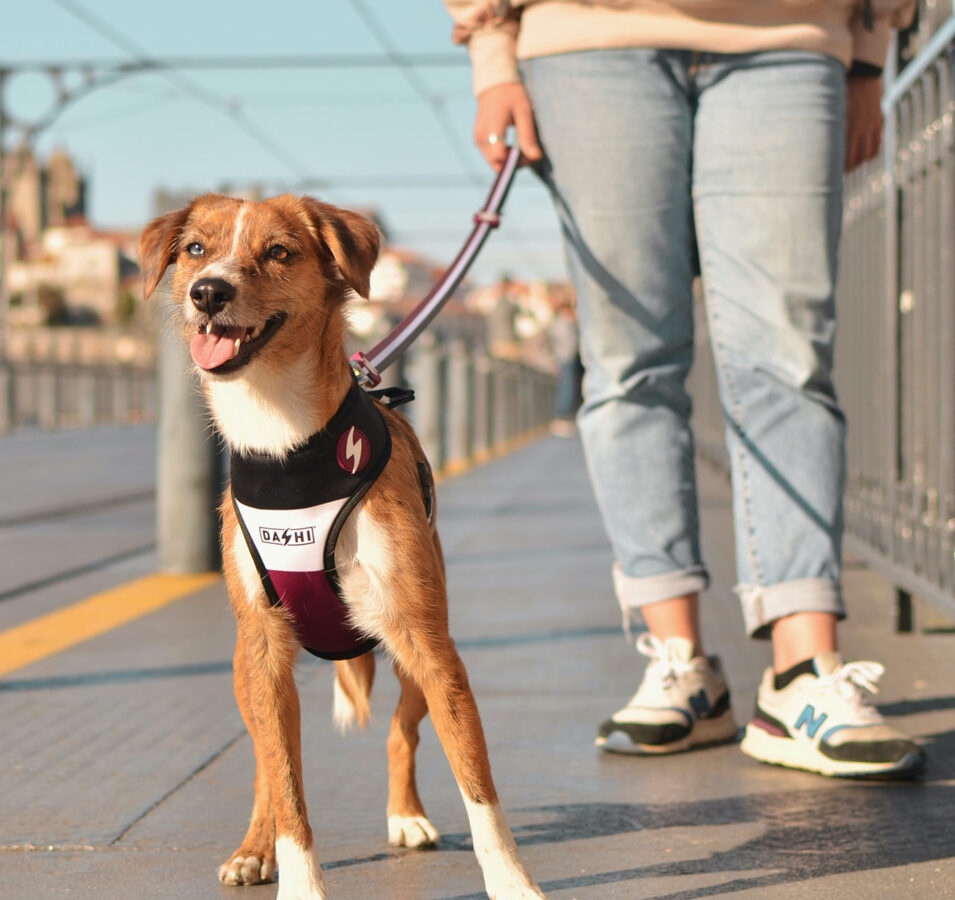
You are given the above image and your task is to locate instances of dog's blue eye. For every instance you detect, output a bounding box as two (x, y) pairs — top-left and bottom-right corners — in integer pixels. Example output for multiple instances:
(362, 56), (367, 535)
(267, 245), (290, 261)
(185, 242), (204, 257)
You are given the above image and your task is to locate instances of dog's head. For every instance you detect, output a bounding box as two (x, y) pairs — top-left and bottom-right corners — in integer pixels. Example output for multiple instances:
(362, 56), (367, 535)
(138, 194), (380, 378)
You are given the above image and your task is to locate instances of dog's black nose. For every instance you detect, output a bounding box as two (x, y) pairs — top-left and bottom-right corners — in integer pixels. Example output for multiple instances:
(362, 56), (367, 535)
(190, 277), (236, 314)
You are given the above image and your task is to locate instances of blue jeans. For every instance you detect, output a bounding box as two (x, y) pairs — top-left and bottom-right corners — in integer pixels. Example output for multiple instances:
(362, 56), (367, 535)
(523, 49), (848, 638)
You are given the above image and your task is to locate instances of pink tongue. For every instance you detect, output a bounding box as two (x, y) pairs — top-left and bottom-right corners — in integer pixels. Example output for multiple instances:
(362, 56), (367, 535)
(190, 327), (246, 371)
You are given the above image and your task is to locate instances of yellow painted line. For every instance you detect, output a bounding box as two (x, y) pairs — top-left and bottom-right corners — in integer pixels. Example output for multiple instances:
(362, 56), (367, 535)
(0, 572), (221, 678)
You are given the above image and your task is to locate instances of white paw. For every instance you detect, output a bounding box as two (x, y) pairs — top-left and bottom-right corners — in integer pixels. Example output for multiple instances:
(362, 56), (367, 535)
(275, 835), (327, 900)
(485, 880), (549, 899)
(217, 854), (276, 885)
(388, 813), (440, 848)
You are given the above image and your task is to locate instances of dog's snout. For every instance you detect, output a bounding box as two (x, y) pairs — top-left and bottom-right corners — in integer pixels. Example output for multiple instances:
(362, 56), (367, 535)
(190, 277), (236, 315)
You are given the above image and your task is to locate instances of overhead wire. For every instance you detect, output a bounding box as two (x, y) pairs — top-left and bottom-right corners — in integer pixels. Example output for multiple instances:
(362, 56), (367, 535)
(44, 0), (555, 281)
(48, 0), (312, 178)
(346, 0), (484, 188)
(346, 0), (549, 280)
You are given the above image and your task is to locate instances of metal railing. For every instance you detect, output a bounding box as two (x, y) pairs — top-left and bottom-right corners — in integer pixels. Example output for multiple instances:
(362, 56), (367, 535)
(838, 11), (955, 623)
(0, 360), (156, 432)
(689, 9), (955, 625)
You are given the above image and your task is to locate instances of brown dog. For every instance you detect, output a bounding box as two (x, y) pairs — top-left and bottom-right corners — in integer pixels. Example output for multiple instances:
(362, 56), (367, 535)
(139, 194), (547, 900)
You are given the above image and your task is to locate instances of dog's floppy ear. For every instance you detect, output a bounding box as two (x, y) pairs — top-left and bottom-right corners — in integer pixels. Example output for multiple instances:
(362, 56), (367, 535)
(138, 204), (195, 299)
(300, 198), (381, 299)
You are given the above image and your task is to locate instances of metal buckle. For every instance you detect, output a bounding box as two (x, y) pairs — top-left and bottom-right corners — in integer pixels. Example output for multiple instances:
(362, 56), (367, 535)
(350, 351), (382, 388)
(473, 210), (501, 227)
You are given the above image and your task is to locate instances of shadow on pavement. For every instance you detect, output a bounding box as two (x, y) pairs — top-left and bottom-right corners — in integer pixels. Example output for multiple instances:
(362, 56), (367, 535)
(433, 769), (955, 899)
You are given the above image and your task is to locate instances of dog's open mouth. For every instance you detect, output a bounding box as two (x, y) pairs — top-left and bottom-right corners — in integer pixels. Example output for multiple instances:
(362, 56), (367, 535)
(189, 313), (288, 374)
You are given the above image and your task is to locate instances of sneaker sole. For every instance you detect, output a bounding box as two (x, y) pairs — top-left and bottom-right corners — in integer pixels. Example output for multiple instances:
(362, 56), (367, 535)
(596, 710), (739, 755)
(740, 723), (925, 779)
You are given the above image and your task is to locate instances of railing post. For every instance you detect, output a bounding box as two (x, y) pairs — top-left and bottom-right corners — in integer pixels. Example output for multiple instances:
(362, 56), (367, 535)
(157, 312), (224, 573)
(491, 357), (508, 454)
(0, 362), (11, 433)
(412, 332), (445, 472)
(472, 354), (491, 463)
(77, 368), (97, 427)
(37, 364), (57, 429)
(444, 339), (472, 474)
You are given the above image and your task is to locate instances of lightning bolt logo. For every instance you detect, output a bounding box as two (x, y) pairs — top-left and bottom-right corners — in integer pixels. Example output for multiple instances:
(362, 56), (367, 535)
(337, 425), (369, 475)
(280, 528), (293, 546)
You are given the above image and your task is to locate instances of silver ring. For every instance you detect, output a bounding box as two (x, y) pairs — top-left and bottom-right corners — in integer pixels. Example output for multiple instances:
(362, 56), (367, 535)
(486, 133), (502, 145)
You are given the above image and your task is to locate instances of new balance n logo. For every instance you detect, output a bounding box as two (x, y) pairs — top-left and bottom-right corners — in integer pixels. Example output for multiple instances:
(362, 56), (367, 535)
(794, 704), (828, 738)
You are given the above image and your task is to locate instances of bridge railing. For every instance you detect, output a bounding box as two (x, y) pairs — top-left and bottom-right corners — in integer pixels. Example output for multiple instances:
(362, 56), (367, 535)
(837, 11), (955, 624)
(688, 9), (955, 626)
(0, 359), (156, 432)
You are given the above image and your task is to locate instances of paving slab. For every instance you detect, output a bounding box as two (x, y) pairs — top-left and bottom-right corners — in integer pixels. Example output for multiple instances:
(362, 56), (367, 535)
(1, 431), (953, 899)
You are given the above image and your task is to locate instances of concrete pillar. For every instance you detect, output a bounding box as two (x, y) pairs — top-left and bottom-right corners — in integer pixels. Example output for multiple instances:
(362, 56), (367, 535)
(157, 314), (224, 573)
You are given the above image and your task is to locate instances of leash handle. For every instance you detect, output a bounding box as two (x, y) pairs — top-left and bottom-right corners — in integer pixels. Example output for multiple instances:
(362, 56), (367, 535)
(352, 145), (522, 386)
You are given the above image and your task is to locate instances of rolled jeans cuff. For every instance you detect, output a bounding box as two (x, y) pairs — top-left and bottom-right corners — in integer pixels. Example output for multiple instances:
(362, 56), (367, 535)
(613, 562), (709, 612)
(736, 578), (845, 640)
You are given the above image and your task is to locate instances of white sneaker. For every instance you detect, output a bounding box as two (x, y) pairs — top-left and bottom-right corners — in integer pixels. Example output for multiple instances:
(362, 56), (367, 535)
(740, 653), (925, 779)
(596, 634), (738, 754)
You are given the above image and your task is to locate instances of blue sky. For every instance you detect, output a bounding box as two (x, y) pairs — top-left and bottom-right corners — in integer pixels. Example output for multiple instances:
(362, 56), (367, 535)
(0, 0), (565, 284)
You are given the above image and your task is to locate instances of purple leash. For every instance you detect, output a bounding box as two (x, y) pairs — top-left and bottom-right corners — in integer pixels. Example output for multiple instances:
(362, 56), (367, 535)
(351, 145), (522, 387)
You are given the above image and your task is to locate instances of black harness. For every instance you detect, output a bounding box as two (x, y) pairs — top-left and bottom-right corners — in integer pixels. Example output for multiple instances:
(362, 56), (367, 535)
(231, 380), (398, 660)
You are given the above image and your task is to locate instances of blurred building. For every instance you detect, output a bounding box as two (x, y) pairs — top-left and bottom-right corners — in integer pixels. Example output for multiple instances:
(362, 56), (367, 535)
(3, 147), (140, 326)
(2, 146), (87, 248)
(7, 224), (140, 327)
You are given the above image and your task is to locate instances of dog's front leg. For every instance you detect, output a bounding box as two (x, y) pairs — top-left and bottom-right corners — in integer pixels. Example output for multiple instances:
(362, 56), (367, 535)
(218, 628), (276, 886)
(229, 608), (327, 900)
(387, 629), (547, 899)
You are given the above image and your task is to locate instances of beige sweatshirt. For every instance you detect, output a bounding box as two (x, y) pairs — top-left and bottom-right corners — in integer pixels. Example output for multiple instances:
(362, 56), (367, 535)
(444, 0), (917, 96)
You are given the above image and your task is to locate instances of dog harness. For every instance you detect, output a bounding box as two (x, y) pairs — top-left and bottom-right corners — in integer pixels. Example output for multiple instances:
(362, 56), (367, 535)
(231, 380), (397, 660)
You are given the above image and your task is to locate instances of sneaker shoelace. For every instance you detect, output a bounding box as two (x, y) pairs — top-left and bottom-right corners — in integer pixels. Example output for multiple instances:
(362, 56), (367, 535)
(633, 633), (696, 692)
(816, 660), (885, 721)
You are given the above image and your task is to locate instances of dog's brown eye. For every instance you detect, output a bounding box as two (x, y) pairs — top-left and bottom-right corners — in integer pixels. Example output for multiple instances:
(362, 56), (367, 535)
(185, 242), (204, 257)
(267, 244), (290, 261)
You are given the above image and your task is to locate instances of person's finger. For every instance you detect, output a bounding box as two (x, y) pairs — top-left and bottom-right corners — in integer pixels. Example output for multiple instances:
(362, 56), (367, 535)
(512, 100), (543, 164)
(475, 130), (509, 170)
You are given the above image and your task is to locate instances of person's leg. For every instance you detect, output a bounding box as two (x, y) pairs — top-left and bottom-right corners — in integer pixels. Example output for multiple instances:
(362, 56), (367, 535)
(524, 48), (707, 624)
(640, 594), (702, 656)
(772, 611), (837, 672)
(524, 49), (736, 754)
(693, 48), (848, 646)
(693, 50), (922, 776)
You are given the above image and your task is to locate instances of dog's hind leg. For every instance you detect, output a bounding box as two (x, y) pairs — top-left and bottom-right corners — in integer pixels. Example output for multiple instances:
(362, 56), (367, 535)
(218, 628), (277, 886)
(386, 629), (547, 899)
(386, 664), (440, 848)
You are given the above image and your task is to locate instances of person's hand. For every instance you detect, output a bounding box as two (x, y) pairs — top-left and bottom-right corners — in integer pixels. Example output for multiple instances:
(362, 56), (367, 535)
(845, 75), (884, 171)
(473, 82), (543, 171)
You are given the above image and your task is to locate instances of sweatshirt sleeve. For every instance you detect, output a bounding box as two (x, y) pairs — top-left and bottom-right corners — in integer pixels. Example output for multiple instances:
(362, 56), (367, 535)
(444, 0), (522, 96)
(849, 0), (917, 69)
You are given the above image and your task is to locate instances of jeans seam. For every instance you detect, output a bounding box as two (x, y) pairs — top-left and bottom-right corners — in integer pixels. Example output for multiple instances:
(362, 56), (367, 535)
(694, 206), (765, 589)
